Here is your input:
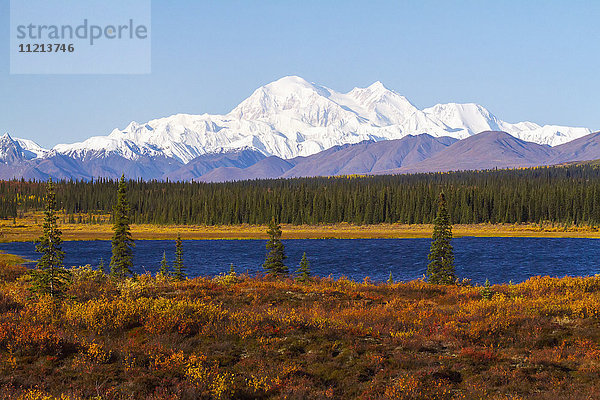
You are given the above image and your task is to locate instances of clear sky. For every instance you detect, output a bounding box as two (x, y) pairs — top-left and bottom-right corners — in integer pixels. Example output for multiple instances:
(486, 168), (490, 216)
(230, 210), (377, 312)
(1, 0), (598, 148)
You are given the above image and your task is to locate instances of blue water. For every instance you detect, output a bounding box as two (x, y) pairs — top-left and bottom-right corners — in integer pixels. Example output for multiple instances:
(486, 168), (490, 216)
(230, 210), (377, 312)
(1, 238), (599, 284)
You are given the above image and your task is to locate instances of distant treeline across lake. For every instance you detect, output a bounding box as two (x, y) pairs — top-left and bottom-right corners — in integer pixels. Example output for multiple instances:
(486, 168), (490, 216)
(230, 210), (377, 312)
(2, 164), (600, 225)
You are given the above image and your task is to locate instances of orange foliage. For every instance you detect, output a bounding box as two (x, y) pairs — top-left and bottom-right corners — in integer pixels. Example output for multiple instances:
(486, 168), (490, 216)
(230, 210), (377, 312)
(0, 264), (600, 398)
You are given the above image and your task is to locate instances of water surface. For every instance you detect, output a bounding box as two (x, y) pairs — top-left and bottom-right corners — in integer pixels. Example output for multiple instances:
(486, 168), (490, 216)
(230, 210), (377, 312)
(2, 238), (599, 284)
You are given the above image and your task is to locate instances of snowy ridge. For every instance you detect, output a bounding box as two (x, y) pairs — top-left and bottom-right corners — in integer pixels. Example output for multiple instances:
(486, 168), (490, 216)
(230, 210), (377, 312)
(5, 76), (594, 163)
(0, 133), (48, 162)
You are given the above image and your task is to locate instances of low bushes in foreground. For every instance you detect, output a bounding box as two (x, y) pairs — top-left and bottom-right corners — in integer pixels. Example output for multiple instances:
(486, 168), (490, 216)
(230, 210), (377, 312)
(1, 262), (600, 399)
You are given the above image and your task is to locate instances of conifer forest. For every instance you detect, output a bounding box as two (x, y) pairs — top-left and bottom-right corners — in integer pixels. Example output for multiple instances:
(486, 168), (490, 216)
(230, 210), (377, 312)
(1, 165), (599, 226)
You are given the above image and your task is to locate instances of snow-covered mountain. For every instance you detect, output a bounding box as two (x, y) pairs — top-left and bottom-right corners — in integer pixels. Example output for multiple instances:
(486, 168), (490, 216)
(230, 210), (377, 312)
(9, 76), (590, 164)
(0, 133), (49, 162)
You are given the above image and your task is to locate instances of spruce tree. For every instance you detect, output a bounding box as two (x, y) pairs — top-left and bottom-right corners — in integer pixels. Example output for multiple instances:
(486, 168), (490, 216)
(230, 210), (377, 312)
(296, 252), (311, 283)
(98, 257), (107, 274)
(159, 251), (170, 276)
(263, 218), (288, 275)
(173, 234), (186, 280)
(31, 178), (70, 297)
(481, 278), (493, 300)
(426, 192), (456, 285)
(110, 175), (135, 279)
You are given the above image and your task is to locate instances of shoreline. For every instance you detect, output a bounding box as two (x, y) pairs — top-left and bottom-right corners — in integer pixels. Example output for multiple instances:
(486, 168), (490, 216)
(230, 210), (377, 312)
(2, 220), (600, 242)
(0, 251), (29, 265)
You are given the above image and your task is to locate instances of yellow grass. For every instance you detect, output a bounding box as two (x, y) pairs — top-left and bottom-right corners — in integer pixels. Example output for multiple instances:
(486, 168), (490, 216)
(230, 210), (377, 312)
(0, 251), (29, 265)
(2, 212), (600, 241)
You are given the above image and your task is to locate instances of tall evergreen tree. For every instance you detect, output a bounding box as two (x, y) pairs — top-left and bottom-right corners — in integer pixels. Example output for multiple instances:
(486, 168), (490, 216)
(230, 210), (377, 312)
(110, 175), (135, 279)
(426, 192), (456, 285)
(296, 252), (311, 282)
(31, 178), (70, 297)
(159, 251), (170, 276)
(173, 234), (186, 280)
(263, 218), (288, 275)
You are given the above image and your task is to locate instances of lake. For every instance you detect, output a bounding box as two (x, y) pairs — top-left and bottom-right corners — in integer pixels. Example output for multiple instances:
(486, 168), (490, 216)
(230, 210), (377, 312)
(1, 238), (599, 284)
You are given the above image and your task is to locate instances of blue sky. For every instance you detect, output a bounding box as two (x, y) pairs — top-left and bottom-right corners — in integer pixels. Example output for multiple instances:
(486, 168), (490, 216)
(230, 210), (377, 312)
(1, 0), (599, 148)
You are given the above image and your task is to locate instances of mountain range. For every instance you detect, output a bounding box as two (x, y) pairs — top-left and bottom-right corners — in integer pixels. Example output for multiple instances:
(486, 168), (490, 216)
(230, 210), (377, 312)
(1, 76), (597, 181)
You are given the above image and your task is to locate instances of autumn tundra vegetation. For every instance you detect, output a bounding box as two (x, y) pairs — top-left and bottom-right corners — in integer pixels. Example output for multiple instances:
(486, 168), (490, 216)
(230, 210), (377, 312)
(1, 177), (600, 399)
(4, 253), (600, 399)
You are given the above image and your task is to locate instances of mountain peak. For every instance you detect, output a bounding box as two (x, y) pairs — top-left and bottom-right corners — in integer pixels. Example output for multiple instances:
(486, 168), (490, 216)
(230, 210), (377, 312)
(260, 75), (331, 98)
(256, 76), (328, 97)
(267, 75), (312, 88)
(0, 132), (25, 163)
(228, 75), (335, 123)
(349, 81), (394, 97)
(10, 76), (592, 171)
(367, 81), (387, 91)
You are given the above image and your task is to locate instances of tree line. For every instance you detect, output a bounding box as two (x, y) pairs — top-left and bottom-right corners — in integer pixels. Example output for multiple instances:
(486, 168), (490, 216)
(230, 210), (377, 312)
(261, 193), (457, 285)
(31, 176), (323, 297)
(31, 176), (191, 297)
(4, 165), (598, 226)
(32, 173), (460, 299)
